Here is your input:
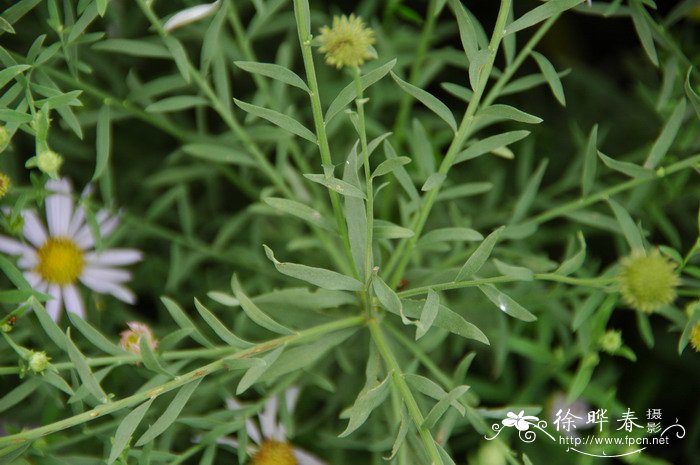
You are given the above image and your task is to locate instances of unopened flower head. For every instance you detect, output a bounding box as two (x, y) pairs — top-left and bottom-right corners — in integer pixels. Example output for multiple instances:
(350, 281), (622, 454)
(0, 172), (10, 199)
(120, 322), (158, 354)
(0, 178), (143, 321)
(599, 329), (622, 354)
(690, 323), (700, 352)
(28, 351), (51, 373)
(617, 249), (679, 314)
(26, 150), (64, 179)
(318, 14), (375, 69)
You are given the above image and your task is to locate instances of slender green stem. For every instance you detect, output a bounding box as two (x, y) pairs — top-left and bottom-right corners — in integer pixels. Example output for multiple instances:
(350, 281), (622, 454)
(368, 319), (443, 465)
(136, 0), (352, 274)
(481, 14), (559, 107)
(136, 0), (293, 200)
(292, 0), (358, 278)
(398, 274), (615, 298)
(525, 154), (700, 226)
(353, 66), (375, 281)
(0, 316), (365, 447)
(385, 0), (513, 288)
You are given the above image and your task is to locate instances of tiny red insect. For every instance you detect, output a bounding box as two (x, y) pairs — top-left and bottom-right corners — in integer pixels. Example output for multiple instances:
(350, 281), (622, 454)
(397, 278), (409, 290)
(7, 316), (17, 326)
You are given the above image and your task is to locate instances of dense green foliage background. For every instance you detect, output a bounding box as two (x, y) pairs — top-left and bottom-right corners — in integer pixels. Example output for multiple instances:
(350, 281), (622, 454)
(1, 0), (700, 464)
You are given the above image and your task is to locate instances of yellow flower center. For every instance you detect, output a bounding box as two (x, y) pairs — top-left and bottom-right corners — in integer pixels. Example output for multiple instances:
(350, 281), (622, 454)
(252, 440), (298, 465)
(35, 237), (84, 284)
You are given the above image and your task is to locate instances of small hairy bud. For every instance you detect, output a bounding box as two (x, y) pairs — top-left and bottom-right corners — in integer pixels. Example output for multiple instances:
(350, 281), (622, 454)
(617, 249), (679, 313)
(599, 329), (622, 354)
(26, 150), (64, 179)
(28, 351), (51, 373)
(318, 14), (376, 69)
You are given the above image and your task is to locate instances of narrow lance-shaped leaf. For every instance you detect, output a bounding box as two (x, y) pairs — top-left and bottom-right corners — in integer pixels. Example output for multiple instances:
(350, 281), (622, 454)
(479, 104), (543, 124)
(304, 173), (366, 199)
(68, 311), (125, 356)
(339, 374), (391, 437)
(194, 298), (252, 348)
(390, 71), (457, 131)
(598, 151), (654, 179)
(235, 61), (310, 93)
(263, 245), (364, 292)
(511, 159), (548, 224)
(531, 51), (566, 106)
(555, 231), (587, 276)
(231, 275), (295, 335)
(644, 98), (686, 168)
(504, 0), (583, 35)
(455, 226), (505, 281)
(65, 328), (109, 403)
(685, 68), (700, 119)
(93, 105), (111, 180)
(478, 285), (537, 322)
(581, 124), (598, 196)
(108, 399), (155, 464)
(234, 99), (317, 143)
(468, 49), (490, 92)
(629, 0), (658, 66)
(161, 297), (215, 348)
(237, 346), (284, 394)
(449, 0), (477, 61)
(372, 156), (411, 178)
(416, 289), (439, 340)
(263, 197), (334, 231)
(454, 131), (530, 165)
(135, 378), (202, 446)
(607, 198), (645, 252)
(373, 275), (411, 325)
(423, 385), (470, 428)
(494, 259), (534, 281)
(325, 59), (396, 124)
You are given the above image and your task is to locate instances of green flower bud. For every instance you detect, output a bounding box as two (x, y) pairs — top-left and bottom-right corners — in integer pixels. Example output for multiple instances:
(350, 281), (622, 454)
(599, 329), (622, 354)
(26, 150), (64, 179)
(28, 351), (51, 373)
(617, 249), (679, 313)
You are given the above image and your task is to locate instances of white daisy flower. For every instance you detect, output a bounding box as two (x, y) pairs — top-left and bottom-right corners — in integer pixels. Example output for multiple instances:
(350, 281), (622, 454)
(220, 388), (326, 465)
(0, 178), (142, 321)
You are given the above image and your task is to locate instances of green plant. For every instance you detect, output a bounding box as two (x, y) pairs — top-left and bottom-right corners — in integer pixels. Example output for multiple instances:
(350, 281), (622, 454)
(1, 1), (699, 464)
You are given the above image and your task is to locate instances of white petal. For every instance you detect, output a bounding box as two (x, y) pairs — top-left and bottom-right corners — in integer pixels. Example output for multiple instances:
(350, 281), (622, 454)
(0, 236), (33, 256)
(164, 1), (222, 32)
(215, 436), (239, 448)
(18, 251), (38, 269)
(45, 178), (73, 236)
(85, 249), (143, 266)
(83, 266), (132, 284)
(502, 418), (517, 427)
(68, 205), (86, 237)
(63, 284), (85, 318)
(259, 395), (279, 439)
(80, 275), (136, 304)
(286, 387), (301, 413)
(74, 211), (120, 249)
(21, 210), (47, 247)
(45, 285), (63, 321)
(226, 398), (242, 411)
(246, 418), (262, 445)
(24, 271), (42, 288)
(293, 447), (327, 465)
